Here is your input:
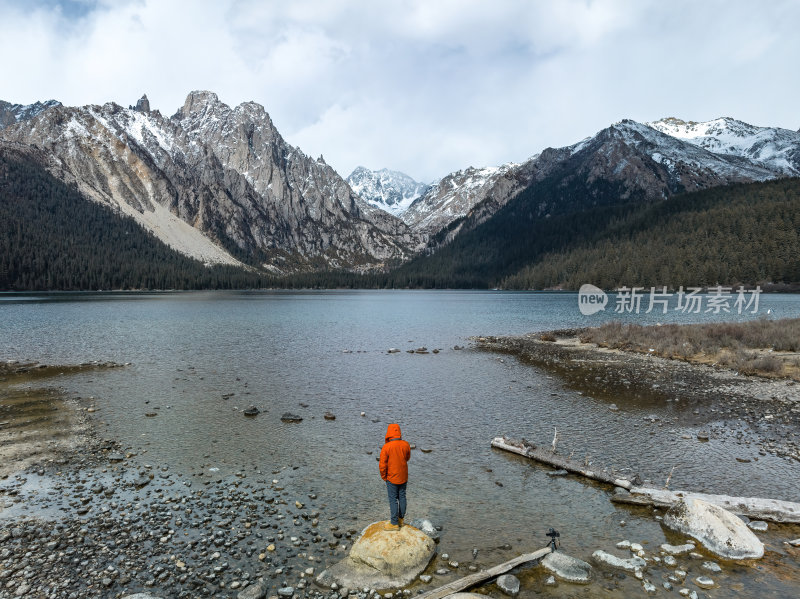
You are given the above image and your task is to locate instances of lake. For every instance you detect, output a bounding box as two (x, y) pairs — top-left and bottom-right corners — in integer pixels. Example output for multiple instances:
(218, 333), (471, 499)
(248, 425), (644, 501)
(2, 290), (799, 597)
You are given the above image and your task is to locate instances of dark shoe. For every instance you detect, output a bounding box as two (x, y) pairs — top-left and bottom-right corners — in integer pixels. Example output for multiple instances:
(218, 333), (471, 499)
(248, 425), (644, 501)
(398, 517), (404, 528)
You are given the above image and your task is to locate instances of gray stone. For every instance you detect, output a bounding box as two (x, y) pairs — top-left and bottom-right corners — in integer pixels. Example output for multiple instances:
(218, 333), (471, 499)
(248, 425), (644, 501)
(541, 551), (593, 584)
(660, 542), (695, 555)
(747, 520), (768, 532)
(663, 497), (764, 559)
(409, 518), (440, 541)
(663, 555), (677, 567)
(121, 595), (165, 599)
(277, 587), (295, 598)
(591, 550), (646, 572)
(238, 581), (269, 599)
(789, 538), (800, 547)
(642, 581), (657, 594)
(496, 574), (520, 596)
(701, 561), (721, 573)
(694, 576), (715, 589)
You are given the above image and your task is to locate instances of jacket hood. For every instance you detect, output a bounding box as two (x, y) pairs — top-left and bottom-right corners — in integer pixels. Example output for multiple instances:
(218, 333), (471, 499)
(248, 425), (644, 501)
(385, 423), (402, 441)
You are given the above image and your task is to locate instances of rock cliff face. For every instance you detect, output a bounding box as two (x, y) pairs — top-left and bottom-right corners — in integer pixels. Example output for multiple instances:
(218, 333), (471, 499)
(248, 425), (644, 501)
(0, 92), (421, 272)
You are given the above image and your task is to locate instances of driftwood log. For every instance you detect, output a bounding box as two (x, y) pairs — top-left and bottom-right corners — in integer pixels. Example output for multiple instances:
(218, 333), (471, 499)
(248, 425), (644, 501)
(416, 546), (552, 599)
(612, 487), (800, 524)
(492, 436), (800, 524)
(491, 436), (635, 489)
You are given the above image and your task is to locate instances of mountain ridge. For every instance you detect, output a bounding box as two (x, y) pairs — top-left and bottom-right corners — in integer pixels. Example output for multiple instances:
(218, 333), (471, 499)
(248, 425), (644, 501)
(0, 91), (422, 273)
(2, 91), (800, 287)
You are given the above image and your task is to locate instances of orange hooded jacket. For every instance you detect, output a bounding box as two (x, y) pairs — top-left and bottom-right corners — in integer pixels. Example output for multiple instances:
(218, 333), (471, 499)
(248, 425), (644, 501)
(379, 423), (411, 484)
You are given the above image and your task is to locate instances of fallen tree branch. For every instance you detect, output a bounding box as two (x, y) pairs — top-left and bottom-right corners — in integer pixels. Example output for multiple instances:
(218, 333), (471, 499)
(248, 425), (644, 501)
(492, 436), (800, 523)
(491, 436), (634, 490)
(416, 546), (552, 599)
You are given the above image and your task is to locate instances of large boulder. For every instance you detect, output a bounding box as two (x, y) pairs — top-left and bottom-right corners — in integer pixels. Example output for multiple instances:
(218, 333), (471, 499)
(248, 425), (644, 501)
(662, 497), (764, 559)
(316, 521), (436, 589)
(541, 551), (593, 584)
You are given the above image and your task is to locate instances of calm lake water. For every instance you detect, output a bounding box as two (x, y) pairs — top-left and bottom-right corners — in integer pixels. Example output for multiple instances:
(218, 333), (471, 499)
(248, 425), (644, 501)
(2, 290), (800, 597)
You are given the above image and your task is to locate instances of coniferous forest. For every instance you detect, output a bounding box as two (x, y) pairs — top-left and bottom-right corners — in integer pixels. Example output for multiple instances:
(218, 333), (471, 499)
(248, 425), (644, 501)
(0, 149), (272, 290)
(2, 145), (799, 291)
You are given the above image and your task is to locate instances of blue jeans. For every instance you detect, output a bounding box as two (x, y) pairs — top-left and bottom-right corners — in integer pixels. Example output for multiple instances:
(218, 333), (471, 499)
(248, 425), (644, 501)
(386, 481), (407, 525)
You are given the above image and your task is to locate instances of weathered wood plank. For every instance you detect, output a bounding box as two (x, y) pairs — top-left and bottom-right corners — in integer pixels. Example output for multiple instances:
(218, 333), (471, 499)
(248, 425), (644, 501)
(417, 546), (552, 599)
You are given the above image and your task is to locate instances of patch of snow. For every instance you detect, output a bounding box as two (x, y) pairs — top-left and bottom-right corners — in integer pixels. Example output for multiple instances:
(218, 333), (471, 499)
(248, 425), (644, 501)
(647, 117), (800, 176)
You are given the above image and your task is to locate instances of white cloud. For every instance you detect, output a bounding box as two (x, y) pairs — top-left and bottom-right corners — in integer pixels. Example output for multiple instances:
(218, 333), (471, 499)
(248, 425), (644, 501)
(1, 0), (798, 182)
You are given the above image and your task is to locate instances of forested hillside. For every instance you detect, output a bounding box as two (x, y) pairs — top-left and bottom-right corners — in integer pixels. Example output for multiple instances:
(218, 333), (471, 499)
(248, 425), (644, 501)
(502, 178), (800, 289)
(0, 147), (270, 290)
(365, 177), (800, 290)
(3, 140), (799, 291)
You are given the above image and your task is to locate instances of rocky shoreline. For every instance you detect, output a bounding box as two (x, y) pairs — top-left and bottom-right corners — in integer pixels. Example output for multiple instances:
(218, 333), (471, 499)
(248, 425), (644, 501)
(3, 349), (800, 599)
(473, 332), (800, 465)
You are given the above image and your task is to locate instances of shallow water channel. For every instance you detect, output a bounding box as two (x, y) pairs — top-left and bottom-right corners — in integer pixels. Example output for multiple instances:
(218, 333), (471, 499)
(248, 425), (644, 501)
(2, 291), (800, 597)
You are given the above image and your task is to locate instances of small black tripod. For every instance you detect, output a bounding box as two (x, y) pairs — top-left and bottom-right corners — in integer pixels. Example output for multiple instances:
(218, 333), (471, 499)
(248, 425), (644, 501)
(546, 528), (560, 552)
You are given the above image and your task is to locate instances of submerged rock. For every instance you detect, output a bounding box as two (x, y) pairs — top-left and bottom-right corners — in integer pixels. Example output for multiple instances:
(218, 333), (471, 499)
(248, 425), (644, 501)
(281, 413), (303, 423)
(660, 542), (695, 555)
(541, 551), (593, 584)
(243, 405), (260, 416)
(496, 574), (520, 596)
(694, 575), (715, 589)
(316, 521), (435, 589)
(546, 469), (568, 477)
(409, 518), (440, 541)
(663, 497), (764, 559)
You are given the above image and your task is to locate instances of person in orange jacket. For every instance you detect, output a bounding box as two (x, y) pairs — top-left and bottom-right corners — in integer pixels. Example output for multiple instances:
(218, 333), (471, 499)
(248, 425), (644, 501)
(379, 423), (411, 531)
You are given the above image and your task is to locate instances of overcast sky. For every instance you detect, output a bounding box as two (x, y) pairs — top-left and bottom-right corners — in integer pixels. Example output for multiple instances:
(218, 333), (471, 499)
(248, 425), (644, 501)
(2, 0), (798, 182)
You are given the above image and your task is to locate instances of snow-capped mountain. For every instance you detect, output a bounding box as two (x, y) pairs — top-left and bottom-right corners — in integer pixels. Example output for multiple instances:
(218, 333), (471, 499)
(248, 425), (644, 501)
(647, 117), (800, 176)
(0, 99), (61, 130)
(0, 92), (422, 272)
(403, 164), (527, 237)
(404, 116), (789, 244)
(347, 167), (429, 217)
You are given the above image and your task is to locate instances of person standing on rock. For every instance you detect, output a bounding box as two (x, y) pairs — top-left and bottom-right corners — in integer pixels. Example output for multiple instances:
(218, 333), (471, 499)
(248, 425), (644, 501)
(379, 423), (411, 531)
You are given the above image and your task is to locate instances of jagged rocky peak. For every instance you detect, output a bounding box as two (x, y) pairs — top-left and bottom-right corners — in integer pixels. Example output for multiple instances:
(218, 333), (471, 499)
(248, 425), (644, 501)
(0, 99), (62, 130)
(174, 90), (222, 119)
(134, 94), (151, 113)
